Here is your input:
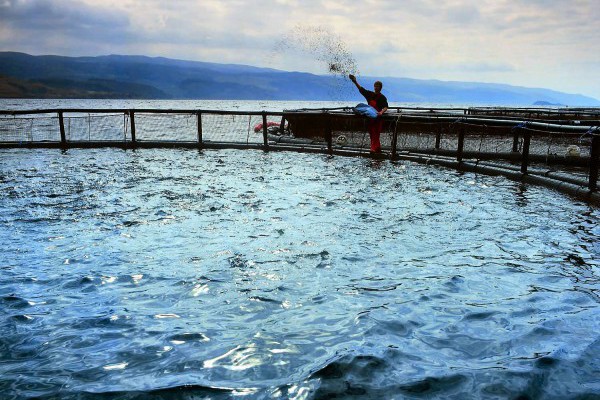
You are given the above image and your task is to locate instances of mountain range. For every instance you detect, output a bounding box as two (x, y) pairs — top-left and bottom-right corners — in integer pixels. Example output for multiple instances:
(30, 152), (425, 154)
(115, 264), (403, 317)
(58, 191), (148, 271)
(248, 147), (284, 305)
(0, 52), (598, 106)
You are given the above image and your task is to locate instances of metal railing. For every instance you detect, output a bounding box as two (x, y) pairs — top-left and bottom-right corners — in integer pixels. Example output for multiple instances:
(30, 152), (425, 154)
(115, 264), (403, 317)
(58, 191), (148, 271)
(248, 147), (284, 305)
(1, 107), (598, 195)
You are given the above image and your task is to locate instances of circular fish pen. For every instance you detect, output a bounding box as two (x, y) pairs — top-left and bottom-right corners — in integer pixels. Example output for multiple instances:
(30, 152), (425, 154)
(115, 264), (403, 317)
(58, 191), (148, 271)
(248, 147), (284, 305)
(1, 107), (599, 399)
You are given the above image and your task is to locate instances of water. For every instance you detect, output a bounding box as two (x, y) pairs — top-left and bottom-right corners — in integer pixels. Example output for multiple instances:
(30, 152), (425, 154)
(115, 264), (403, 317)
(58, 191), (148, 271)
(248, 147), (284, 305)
(0, 98), (474, 112)
(1, 141), (599, 399)
(0, 99), (357, 112)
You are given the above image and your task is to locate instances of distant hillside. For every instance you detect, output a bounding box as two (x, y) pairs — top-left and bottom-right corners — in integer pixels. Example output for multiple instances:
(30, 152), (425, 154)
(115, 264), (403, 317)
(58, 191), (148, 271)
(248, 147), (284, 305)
(0, 52), (598, 106)
(0, 75), (168, 99)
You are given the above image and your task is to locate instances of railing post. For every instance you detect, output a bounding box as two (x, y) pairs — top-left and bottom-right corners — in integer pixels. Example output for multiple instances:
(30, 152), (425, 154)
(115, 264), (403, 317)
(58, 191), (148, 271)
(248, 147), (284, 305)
(325, 113), (333, 155)
(512, 128), (520, 152)
(279, 116), (286, 135)
(262, 111), (269, 150)
(58, 111), (66, 146)
(129, 110), (136, 146)
(457, 123), (465, 162)
(589, 133), (599, 191)
(197, 112), (203, 148)
(521, 128), (531, 174)
(390, 116), (399, 160)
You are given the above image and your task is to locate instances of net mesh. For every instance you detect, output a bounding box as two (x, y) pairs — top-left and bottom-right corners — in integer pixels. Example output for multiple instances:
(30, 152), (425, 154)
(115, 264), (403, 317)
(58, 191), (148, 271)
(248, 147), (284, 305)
(65, 113), (129, 142)
(0, 111), (594, 174)
(135, 113), (196, 142)
(201, 113), (264, 144)
(527, 128), (591, 158)
(396, 121), (438, 151)
(0, 112), (277, 144)
(0, 115), (60, 142)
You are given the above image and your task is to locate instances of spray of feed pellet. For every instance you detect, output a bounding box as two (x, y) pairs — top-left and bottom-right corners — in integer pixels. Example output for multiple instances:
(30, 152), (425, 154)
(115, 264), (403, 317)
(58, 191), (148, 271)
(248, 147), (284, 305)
(272, 25), (360, 99)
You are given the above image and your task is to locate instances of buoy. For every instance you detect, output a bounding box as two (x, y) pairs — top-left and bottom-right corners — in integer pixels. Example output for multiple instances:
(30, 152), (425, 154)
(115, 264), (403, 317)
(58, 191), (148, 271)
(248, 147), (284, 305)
(565, 145), (581, 157)
(253, 121), (280, 133)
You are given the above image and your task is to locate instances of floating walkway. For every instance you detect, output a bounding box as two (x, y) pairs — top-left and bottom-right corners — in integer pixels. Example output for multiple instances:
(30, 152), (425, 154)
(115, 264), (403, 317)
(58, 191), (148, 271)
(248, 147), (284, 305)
(1, 106), (599, 205)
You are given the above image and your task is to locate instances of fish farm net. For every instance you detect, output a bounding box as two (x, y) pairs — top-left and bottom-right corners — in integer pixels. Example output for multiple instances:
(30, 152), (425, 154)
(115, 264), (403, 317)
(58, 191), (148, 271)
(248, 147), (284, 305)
(200, 113), (264, 144)
(134, 113), (196, 142)
(64, 113), (130, 142)
(0, 110), (596, 175)
(0, 114), (60, 142)
(0, 112), (270, 144)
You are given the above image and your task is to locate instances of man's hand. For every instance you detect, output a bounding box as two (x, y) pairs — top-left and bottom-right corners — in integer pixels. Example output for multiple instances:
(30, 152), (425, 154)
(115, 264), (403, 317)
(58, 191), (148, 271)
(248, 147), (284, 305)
(349, 74), (356, 83)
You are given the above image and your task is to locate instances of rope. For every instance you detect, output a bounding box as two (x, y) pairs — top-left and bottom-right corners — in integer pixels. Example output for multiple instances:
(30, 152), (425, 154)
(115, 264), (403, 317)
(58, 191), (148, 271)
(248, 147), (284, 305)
(545, 131), (552, 162)
(545, 125), (556, 161)
(124, 113), (129, 142)
(360, 130), (368, 154)
(579, 126), (599, 143)
(511, 122), (529, 153)
(357, 118), (368, 154)
(393, 114), (402, 153)
(27, 117), (33, 142)
(450, 117), (465, 126)
(477, 124), (487, 161)
(511, 121), (528, 132)
(246, 115), (252, 145)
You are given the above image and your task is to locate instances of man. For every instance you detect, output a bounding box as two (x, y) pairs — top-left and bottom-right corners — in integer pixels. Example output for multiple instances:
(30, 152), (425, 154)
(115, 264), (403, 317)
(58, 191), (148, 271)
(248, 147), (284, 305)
(349, 74), (388, 153)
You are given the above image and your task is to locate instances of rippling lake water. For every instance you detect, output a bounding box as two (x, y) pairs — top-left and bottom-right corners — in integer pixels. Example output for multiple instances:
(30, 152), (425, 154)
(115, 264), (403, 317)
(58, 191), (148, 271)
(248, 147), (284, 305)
(1, 146), (599, 399)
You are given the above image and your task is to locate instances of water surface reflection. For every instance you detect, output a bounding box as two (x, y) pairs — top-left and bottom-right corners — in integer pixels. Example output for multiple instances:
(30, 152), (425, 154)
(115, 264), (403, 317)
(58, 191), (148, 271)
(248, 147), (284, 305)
(0, 148), (598, 399)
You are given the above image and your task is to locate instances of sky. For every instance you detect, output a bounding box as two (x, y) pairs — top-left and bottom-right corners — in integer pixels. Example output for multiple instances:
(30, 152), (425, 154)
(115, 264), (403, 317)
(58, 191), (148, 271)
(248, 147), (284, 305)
(1, 0), (599, 99)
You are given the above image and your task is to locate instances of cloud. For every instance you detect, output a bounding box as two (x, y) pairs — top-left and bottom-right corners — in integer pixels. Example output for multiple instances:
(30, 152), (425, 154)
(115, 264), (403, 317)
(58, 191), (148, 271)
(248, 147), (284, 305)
(377, 40), (408, 54)
(0, 0), (133, 54)
(443, 3), (481, 24)
(0, 0), (598, 98)
(452, 62), (517, 73)
(0, 0), (129, 31)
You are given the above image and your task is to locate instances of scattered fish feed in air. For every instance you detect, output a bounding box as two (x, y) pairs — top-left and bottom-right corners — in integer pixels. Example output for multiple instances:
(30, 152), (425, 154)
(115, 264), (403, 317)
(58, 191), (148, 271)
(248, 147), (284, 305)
(272, 25), (360, 99)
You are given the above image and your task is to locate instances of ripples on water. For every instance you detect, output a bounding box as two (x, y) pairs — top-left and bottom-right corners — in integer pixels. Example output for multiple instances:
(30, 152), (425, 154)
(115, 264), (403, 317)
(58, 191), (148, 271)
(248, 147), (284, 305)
(0, 148), (599, 399)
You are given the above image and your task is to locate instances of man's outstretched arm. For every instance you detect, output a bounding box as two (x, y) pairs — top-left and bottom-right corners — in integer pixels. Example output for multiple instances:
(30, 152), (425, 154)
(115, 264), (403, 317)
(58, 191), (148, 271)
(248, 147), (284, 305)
(349, 74), (362, 90)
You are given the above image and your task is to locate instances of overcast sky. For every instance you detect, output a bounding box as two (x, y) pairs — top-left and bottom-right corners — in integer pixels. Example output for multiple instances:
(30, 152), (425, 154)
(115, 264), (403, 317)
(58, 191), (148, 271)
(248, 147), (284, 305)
(1, 0), (599, 99)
